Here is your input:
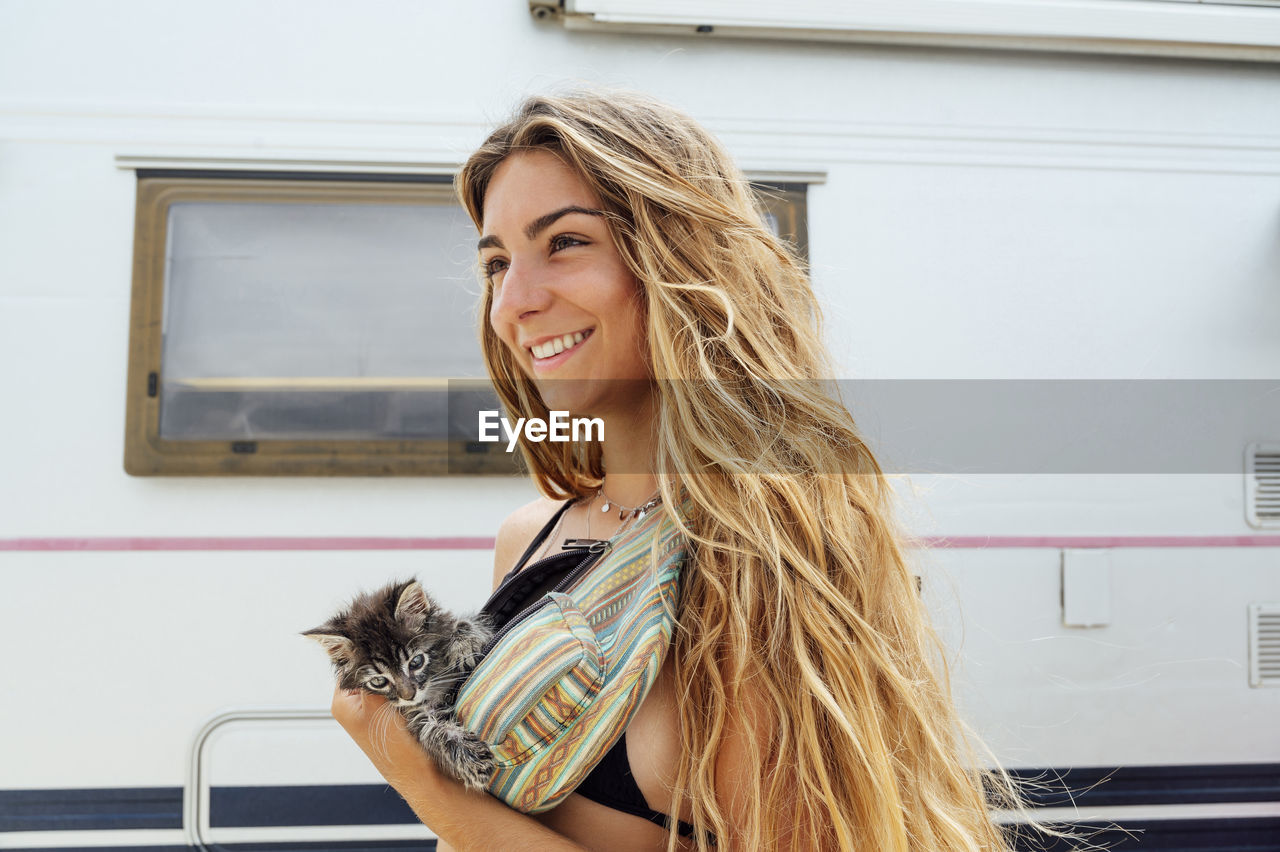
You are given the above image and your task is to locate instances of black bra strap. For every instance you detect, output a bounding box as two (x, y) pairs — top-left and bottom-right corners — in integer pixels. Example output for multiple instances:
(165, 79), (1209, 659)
(509, 499), (577, 576)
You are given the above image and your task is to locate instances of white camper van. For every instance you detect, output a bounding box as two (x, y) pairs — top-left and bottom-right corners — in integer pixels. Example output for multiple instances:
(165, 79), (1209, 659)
(2, 2), (1278, 850)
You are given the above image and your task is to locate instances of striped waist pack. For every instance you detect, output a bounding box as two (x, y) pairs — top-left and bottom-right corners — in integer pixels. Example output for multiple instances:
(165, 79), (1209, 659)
(452, 490), (693, 813)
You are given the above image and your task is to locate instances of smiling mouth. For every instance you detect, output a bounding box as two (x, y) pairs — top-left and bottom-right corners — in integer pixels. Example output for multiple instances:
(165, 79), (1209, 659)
(529, 328), (593, 362)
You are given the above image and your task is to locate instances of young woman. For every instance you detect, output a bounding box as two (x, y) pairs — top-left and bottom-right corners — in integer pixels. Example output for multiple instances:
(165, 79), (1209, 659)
(330, 89), (1072, 851)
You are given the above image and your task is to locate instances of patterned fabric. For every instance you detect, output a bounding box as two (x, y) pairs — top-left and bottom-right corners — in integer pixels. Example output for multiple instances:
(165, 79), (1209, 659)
(454, 490), (693, 813)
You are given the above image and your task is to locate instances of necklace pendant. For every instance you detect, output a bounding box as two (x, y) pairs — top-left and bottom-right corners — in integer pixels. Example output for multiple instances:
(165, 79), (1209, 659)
(601, 500), (611, 513)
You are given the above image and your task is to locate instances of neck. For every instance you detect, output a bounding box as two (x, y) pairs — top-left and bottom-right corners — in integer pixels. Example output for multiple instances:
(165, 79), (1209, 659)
(596, 392), (659, 508)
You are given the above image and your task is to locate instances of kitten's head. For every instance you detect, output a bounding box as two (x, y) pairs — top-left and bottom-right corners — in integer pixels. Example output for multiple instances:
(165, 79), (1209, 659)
(302, 579), (466, 708)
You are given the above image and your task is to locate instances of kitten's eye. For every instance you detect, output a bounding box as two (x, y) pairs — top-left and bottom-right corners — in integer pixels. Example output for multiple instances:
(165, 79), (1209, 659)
(368, 676), (388, 689)
(409, 654), (426, 670)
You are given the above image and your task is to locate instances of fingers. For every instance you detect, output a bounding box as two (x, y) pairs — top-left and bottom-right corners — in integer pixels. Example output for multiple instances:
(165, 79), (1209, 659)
(325, 681), (407, 744)
(330, 683), (356, 720)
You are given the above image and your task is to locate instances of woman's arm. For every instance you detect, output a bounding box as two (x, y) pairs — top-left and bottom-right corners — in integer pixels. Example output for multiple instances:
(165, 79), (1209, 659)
(331, 685), (588, 852)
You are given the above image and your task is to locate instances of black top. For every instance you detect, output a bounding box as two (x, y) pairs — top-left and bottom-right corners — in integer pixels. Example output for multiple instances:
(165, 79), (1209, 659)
(498, 500), (712, 844)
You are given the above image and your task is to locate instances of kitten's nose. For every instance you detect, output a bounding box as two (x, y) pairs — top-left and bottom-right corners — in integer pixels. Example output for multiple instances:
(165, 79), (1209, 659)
(396, 684), (415, 702)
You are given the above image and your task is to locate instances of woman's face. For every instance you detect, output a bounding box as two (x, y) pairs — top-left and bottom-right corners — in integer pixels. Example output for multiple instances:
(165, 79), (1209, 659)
(480, 149), (651, 417)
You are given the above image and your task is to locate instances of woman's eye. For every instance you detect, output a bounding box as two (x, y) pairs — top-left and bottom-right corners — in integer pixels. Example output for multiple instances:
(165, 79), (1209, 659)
(550, 234), (585, 253)
(482, 257), (508, 280)
(409, 654), (426, 670)
(368, 676), (388, 689)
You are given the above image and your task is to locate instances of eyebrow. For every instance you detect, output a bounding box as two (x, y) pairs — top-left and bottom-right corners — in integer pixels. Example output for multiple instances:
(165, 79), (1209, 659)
(476, 205), (605, 251)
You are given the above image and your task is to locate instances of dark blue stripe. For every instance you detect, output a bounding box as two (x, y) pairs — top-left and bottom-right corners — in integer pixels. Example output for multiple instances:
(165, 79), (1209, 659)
(1013, 817), (1280, 851)
(2, 822), (1279, 852)
(209, 785), (417, 828)
(998, 762), (1280, 808)
(4, 762), (1279, 835)
(1, 820), (1278, 852)
(0, 787), (181, 831)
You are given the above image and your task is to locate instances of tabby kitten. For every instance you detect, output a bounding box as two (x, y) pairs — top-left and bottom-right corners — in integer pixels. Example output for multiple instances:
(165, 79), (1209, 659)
(302, 579), (495, 791)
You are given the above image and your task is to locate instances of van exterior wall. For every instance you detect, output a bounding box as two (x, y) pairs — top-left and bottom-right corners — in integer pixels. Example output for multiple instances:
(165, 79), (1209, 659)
(1, 0), (1277, 823)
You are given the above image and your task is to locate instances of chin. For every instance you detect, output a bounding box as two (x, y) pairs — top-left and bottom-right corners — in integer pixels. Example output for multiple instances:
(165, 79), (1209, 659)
(531, 378), (591, 410)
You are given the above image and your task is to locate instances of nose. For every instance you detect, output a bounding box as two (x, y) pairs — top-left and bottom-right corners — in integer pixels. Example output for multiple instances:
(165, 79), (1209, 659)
(489, 256), (550, 327)
(396, 682), (416, 702)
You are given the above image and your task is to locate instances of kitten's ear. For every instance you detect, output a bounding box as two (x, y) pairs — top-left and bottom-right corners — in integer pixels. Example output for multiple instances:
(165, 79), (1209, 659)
(394, 581), (433, 621)
(301, 629), (353, 660)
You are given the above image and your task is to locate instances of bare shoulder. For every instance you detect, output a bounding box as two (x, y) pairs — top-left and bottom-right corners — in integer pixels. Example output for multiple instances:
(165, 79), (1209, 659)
(491, 495), (570, 592)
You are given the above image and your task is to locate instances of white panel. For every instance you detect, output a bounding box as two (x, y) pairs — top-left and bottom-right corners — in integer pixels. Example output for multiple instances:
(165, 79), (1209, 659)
(1062, 548), (1113, 627)
(0, 550), (495, 788)
(922, 547), (1280, 767)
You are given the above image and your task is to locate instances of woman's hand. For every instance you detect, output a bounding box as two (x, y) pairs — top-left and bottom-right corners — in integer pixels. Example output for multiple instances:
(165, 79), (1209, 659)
(327, 683), (588, 851)
(330, 684), (439, 789)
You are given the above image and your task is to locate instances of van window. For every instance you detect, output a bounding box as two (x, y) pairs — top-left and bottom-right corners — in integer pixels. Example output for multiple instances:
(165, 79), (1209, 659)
(124, 172), (807, 476)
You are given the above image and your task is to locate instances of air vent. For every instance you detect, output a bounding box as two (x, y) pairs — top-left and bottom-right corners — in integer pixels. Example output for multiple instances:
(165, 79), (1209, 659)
(1249, 604), (1280, 688)
(1245, 442), (1280, 529)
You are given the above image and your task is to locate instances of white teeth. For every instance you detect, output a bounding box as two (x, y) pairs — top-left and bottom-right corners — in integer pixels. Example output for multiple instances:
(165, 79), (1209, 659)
(531, 329), (591, 360)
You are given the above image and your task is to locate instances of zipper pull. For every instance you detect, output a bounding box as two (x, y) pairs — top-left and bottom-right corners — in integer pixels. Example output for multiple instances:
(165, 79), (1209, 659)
(563, 539), (610, 553)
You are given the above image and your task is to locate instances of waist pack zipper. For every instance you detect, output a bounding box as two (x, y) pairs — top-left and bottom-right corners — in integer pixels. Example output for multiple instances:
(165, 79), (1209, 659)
(480, 539), (612, 656)
(562, 539), (610, 552)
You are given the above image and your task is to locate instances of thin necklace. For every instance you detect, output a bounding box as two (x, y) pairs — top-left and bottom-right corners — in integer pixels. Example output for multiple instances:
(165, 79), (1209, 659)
(578, 487), (662, 542)
(597, 487), (662, 523)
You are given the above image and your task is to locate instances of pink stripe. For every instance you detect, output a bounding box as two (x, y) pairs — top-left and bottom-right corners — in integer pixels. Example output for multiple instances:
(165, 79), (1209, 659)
(0, 535), (1278, 552)
(925, 535), (1280, 549)
(0, 537), (496, 552)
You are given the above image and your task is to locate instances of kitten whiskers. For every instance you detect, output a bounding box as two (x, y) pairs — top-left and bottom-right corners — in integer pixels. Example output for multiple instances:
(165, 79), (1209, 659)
(369, 700), (399, 763)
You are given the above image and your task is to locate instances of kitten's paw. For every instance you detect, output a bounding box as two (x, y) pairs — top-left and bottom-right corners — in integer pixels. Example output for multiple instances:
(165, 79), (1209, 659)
(448, 730), (495, 792)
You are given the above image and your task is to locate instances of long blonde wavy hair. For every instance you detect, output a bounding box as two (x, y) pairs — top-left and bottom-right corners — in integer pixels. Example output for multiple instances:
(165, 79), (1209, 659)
(457, 88), (1089, 851)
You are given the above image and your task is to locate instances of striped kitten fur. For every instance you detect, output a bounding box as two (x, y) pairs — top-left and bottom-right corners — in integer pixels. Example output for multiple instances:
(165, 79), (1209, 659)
(303, 579), (495, 791)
